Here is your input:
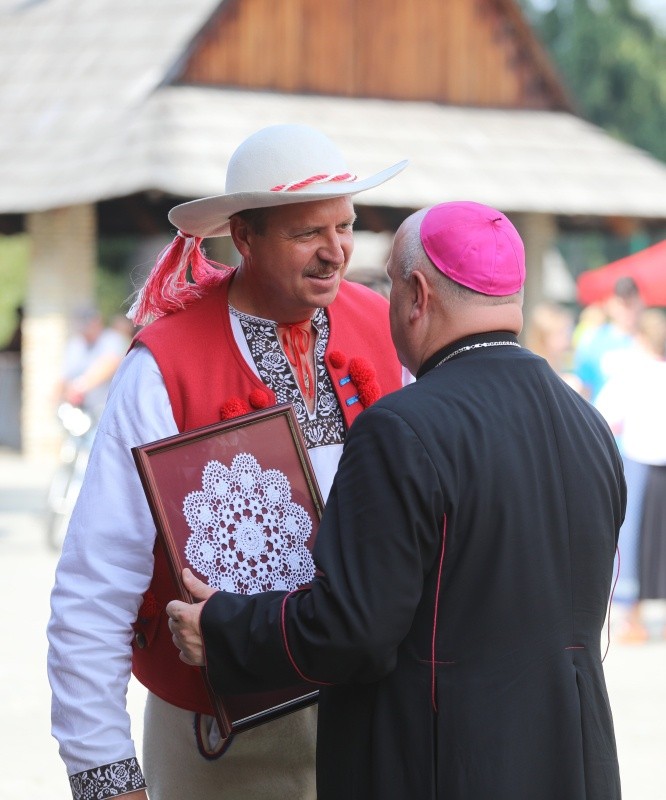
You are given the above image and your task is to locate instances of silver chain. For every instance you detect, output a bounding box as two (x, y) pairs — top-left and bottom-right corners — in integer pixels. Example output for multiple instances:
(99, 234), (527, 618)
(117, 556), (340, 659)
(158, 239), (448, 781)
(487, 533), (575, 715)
(435, 340), (520, 368)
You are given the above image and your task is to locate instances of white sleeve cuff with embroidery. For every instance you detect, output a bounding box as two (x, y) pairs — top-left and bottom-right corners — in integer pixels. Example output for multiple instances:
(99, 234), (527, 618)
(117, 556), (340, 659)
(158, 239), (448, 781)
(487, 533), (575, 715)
(69, 757), (146, 799)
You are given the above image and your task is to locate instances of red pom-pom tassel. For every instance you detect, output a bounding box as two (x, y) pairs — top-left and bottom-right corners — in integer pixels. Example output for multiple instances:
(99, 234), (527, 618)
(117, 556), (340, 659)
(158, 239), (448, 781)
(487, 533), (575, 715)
(358, 381), (381, 407)
(328, 350), (347, 369)
(220, 397), (250, 420)
(349, 357), (381, 408)
(349, 357), (375, 385)
(249, 389), (271, 409)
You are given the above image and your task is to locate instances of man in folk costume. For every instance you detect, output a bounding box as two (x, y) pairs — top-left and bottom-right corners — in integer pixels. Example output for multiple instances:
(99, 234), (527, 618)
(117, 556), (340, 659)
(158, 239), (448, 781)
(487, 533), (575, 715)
(48, 124), (407, 800)
(168, 202), (624, 800)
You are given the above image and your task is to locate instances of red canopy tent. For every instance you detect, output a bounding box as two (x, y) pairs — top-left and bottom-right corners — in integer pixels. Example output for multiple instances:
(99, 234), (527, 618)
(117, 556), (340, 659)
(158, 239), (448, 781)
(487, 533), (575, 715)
(576, 239), (666, 307)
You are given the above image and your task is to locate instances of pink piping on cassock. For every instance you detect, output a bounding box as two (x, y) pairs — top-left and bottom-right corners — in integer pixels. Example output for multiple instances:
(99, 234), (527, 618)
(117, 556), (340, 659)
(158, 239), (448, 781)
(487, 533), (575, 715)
(280, 589), (334, 686)
(601, 545), (621, 662)
(431, 514), (448, 712)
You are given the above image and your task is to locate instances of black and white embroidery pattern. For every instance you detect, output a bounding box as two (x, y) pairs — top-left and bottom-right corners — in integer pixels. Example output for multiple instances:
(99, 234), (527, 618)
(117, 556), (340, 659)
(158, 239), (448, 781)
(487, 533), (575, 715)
(70, 758), (145, 799)
(183, 454), (315, 594)
(231, 306), (345, 448)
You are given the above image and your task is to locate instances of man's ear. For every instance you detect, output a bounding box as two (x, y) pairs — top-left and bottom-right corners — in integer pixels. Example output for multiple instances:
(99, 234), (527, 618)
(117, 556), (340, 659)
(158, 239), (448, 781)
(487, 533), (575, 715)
(409, 270), (429, 322)
(229, 216), (251, 259)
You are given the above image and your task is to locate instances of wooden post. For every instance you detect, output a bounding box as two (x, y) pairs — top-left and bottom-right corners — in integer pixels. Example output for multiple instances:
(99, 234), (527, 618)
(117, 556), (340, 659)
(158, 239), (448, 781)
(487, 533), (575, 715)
(23, 205), (97, 459)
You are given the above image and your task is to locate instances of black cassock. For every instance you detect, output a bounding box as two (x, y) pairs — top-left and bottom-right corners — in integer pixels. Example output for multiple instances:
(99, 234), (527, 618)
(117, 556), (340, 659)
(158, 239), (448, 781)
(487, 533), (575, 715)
(202, 332), (625, 800)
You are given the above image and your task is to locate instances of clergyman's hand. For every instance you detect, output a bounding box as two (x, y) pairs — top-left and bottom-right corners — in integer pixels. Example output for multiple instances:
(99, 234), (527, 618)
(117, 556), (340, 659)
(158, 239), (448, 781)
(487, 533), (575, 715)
(166, 569), (216, 666)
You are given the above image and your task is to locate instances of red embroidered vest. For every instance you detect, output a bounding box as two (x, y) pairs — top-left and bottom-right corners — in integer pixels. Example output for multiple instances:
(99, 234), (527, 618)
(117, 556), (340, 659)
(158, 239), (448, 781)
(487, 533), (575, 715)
(131, 275), (402, 712)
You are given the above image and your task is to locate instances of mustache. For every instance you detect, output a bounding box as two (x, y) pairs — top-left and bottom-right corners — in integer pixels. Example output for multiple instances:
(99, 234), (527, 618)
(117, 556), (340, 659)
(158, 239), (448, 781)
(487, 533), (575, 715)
(304, 261), (346, 278)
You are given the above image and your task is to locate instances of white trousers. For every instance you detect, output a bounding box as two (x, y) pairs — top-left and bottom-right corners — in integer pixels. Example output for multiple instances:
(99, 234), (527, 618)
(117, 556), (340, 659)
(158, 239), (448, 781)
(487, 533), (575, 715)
(143, 692), (317, 800)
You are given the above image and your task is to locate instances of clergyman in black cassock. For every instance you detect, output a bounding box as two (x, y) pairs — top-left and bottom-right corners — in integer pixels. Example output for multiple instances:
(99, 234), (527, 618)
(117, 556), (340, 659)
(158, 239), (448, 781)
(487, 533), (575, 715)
(168, 201), (624, 800)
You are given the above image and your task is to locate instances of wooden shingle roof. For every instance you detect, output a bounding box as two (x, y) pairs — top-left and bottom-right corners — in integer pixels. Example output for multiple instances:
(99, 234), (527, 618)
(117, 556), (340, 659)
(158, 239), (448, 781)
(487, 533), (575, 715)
(2, 0), (666, 220)
(144, 87), (666, 219)
(0, 0), (221, 210)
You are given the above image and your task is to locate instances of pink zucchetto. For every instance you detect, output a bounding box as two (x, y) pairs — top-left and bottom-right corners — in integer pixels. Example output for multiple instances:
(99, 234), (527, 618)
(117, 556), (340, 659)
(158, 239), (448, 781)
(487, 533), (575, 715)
(420, 201), (525, 296)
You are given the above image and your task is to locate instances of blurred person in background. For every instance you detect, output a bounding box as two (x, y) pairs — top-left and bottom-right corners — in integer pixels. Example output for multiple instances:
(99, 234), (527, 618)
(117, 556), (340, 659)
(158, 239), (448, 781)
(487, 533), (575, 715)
(571, 301), (606, 355)
(45, 308), (134, 550)
(56, 306), (130, 422)
(574, 276), (643, 402)
(573, 276), (647, 641)
(524, 300), (583, 393)
(595, 307), (666, 641)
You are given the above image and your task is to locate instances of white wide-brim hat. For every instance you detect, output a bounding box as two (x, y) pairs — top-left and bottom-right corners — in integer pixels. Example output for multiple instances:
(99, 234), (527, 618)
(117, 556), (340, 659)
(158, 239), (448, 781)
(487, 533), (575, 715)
(168, 124), (408, 238)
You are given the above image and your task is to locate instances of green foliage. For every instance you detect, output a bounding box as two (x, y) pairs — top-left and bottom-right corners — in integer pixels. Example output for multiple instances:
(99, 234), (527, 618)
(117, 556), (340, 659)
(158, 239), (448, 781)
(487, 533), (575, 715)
(96, 268), (133, 322)
(520, 0), (666, 163)
(97, 236), (141, 321)
(0, 235), (29, 346)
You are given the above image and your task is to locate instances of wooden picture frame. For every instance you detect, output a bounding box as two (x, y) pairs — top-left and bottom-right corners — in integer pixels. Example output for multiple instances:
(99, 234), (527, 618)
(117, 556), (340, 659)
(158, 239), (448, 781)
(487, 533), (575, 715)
(132, 403), (324, 738)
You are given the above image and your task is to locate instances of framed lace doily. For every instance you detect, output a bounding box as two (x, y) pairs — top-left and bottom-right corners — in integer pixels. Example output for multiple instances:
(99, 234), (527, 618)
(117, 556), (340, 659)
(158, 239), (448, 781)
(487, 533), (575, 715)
(133, 403), (323, 737)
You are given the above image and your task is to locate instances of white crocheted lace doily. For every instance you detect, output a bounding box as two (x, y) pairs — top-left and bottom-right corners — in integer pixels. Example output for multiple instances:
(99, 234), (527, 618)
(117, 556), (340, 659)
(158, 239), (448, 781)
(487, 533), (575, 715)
(182, 453), (315, 594)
